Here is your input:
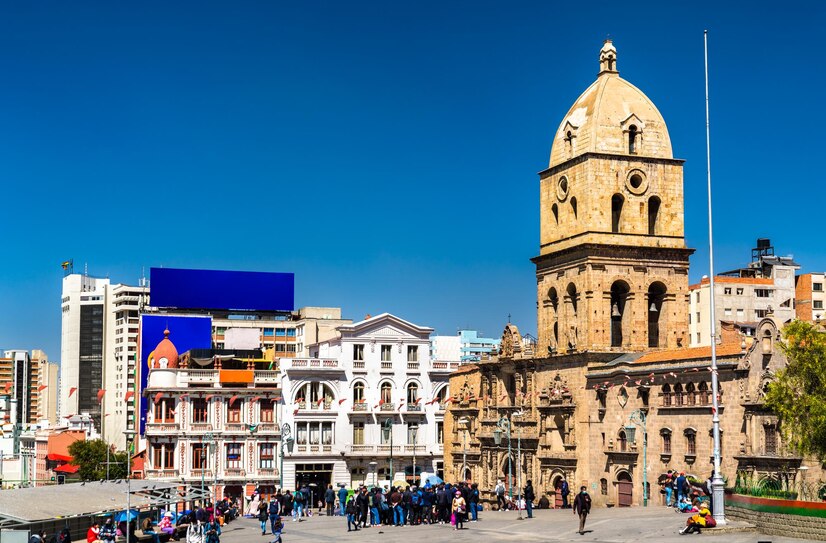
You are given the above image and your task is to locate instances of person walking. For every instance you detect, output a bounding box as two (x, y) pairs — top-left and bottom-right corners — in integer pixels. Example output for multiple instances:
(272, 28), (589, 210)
(257, 500), (269, 535)
(561, 478), (570, 509)
(524, 480), (535, 519)
(495, 480), (506, 511)
(269, 498), (280, 535)
(572, 486), (592, 535)
(338, 485), (348, 517)
(451, 490), (466, 531)
(469, 483), (480, 522)
(355, 486), (370, 528)
(325, 484), (336, 517)
(345, 495), (359, 532)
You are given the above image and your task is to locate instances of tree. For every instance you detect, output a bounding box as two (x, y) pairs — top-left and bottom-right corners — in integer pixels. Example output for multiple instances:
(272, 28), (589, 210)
(764, 320), (826, 460)
(68, 439), (129, 481)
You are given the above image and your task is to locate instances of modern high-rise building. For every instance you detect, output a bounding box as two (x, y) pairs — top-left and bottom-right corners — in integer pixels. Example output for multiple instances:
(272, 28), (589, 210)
(61, 272), (149, 448)
(31, 350), (58, 426)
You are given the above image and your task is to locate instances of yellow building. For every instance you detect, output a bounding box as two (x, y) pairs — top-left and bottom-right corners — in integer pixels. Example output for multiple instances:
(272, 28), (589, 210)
(444, 41), (824, 508)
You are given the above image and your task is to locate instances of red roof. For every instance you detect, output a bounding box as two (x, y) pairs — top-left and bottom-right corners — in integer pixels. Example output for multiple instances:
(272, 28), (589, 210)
(54, 463), (80, 474)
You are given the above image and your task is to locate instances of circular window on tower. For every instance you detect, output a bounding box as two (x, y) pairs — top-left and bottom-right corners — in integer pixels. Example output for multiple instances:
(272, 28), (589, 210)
(557, 176), (570, 201)
(625, 169), (648, 195)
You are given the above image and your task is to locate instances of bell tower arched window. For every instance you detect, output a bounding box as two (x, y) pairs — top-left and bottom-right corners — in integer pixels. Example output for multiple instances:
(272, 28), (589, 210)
(611, 194), (624, 233)
(610, 281), (630, 347)
(648, 282), (666, 348)
(552, 203), (559, 225)
(628, 125), (639, 154)
(648, 196), (661, 235)
(571, 197), (578, 219)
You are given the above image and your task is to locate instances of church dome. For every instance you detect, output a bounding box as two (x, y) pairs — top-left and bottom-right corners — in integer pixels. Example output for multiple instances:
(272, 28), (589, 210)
(549, 41), (673, 168)
(151, 329), (179, 369)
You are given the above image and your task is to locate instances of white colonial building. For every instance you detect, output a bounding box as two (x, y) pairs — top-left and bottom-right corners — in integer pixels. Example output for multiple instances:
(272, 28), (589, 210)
(280, 313), (457, 492)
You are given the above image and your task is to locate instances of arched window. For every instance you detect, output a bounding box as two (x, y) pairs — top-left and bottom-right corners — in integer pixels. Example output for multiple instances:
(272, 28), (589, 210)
(685, 428), (697, 455)
(662, 383), (672, 407)
(567, 283), (578, 316)
(673, 383), (684, 407)
(611, 194), (624, 233)
(435, 386), (448, 406)
(661, 428), (672, 454)
(685, 383), (696, 406)
(380, 382), (392, 404)
(648, 196), (661, 235)
(571, 197), (578, 219)
(618, 430), (628, 452)
(698, 382), (709, 405)
(301, 382), (335, 410)
(353, 381), (365, 404)
(548, 287), (559, 311)
(406, 382), (419, 404)
(628, 125), (638, 154)
(648, 282), (667, 348)
(553, 322), (559, 347)
(610, 281), (630, 347)
(552, 203), (559, 225)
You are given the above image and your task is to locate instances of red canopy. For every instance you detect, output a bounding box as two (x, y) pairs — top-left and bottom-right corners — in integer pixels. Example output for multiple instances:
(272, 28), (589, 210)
(54, 463), (80, 473)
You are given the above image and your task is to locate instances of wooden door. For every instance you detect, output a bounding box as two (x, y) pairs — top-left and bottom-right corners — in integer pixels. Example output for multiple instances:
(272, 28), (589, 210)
(618, 481), (633, 507)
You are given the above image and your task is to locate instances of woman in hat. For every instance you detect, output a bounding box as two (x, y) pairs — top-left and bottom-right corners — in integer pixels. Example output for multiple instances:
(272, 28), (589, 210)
(451, 490), (466, 530)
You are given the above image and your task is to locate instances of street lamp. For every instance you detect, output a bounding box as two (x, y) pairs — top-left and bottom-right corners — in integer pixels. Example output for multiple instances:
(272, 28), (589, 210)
(493, 413), (523, 519)
(457, 417), (470, 481)
(280, 424), (294, 491)
(369, 461), (378, 487)
(201, 431), (214, 507)
(411, 425), (418, 486)
(626, 409), (648, 507)
(123, 429), (136, 543)
(382, 418), (393, 484)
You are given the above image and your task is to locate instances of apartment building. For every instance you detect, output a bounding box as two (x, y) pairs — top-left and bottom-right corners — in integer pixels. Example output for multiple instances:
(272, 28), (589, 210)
(795, 273), (825, 323)
(689, 239), (799, 346)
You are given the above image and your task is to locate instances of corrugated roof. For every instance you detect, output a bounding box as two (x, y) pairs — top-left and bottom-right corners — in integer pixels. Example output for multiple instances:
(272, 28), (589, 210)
(0, 481), (185, 524)
(635, 342), (743, 364)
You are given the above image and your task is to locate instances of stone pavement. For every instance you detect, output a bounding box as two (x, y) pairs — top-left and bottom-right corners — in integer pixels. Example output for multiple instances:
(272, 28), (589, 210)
(219, 507), (813, 543)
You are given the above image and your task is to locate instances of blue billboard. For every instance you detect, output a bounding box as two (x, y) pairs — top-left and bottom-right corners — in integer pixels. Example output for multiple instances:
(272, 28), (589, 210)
(139, 314), (213, 435)
(150, 267), (294, 312)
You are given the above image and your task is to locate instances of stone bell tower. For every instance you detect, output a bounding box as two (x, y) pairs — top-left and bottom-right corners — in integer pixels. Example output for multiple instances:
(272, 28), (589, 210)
(533, 40), (693, 355)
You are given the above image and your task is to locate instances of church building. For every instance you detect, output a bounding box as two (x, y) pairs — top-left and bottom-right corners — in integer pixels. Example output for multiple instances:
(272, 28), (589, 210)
(443, 41), (824, 507)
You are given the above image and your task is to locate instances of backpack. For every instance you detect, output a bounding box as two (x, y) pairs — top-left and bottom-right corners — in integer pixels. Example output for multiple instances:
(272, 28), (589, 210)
(294, 491), (305, 504)
(496, 484), (504, 496)
(411, 492), (420, 506)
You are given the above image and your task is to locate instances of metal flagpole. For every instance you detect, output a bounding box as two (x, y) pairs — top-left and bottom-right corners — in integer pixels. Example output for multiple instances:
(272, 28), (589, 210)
(704, 29), (726, 525)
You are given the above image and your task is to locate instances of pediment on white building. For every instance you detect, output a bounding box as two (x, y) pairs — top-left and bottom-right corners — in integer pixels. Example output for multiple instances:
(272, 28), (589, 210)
(338, 312), (434, 340)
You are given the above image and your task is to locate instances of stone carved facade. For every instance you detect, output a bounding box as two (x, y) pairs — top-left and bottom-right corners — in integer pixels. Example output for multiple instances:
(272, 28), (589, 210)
(443, 42), (825, 508)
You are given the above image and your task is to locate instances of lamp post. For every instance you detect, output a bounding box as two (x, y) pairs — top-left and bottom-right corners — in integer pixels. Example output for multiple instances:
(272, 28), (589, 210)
(280, 424), (294, 491)
(369, 461), (378, 487)
(625, 409), (648, 507)
(382, 418), (393, 484)
(514, 411), (524, 521)
(457, 417), (470, 481)
(411, 425), (418, 486)
(201, 431), (214, 506)
(123, 429), (136, 543)
(493, 416), (513, 507)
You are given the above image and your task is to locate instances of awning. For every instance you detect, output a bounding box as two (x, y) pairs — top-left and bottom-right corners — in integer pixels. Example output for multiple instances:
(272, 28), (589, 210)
(54, 464), (80, 474)
(47, 453), (73, 462)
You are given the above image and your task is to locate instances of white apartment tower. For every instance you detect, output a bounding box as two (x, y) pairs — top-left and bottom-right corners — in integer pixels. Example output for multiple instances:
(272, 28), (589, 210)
(61, 273), (148, 448)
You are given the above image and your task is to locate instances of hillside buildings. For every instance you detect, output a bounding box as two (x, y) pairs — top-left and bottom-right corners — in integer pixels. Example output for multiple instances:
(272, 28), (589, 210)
(443, 41), (825, 508)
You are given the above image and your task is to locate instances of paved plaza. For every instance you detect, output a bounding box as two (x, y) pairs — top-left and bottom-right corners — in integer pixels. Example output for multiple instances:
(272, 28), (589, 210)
(220, 507), (812, 543)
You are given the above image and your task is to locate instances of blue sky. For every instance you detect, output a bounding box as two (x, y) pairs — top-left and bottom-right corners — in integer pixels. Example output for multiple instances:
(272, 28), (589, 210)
(1, 1), (824, 359)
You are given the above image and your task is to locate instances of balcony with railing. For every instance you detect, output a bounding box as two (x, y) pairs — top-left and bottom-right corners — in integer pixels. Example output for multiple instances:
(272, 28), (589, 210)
(429, 361), (460, 373)
(284, 358), (343, 373)
(406, 403), (423, 412)
(254, 370), (280, 385)
(297, 399), (334, 411)
(144, 469), (178, 479)
(145, 422), (180, 433)
(345, 444), (426, 456)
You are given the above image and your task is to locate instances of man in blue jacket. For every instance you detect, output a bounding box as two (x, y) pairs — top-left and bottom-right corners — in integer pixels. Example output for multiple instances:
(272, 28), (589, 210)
(338, 485), (348, 516)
